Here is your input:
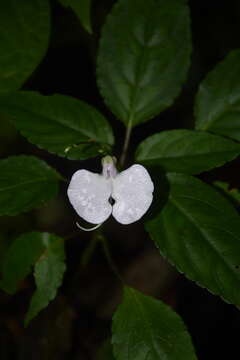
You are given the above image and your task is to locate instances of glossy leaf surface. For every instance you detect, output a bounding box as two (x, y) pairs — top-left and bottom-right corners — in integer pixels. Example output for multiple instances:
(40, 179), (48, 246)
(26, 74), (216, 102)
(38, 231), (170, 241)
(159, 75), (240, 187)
(214, 181), (240, 207)
(25, 233), (66, 326)
(112, 287), (197, 360)
(0, 0), (50, 93)
(195, 49), (240, 141)
(0, 232), (45, 294)
(0, 91), (114, 159)
(146, 174), (240, 306)
(0, 155), (60, 216)
(136, 129), (240, 174)
(97, 0), (191, 126)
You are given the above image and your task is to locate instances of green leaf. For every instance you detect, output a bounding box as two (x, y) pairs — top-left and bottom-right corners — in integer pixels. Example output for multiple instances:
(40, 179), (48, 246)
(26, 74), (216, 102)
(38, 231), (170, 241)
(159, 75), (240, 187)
(59, 0), (92, 34)
(146, 173), (240, 306)
(0, 231), (66, 325)
(0, 155), (60, 216)
(135, 129), (240, 174)
(112, 287), (197, 360)
(214, 181), (240, 207)
(97, 0), (191, 127)
(0, 91), (114, 159)
(0, 0), (50, 93)
(0, 232), (45, 294)
(97, 340), (115, 360)
(195, 49), (240, 141)
(25, 233), (66, 326)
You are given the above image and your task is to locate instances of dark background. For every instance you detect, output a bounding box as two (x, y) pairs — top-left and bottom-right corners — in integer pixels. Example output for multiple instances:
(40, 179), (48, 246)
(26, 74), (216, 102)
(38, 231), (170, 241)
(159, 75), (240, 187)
(0, 0), (240, 359)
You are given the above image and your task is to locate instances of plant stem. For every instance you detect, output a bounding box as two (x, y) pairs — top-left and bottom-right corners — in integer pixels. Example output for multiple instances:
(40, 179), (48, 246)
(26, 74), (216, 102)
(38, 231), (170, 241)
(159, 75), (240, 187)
(80, 235), (99, 267)
(120, 119), (132, 167)
(98, 234), (123, 282)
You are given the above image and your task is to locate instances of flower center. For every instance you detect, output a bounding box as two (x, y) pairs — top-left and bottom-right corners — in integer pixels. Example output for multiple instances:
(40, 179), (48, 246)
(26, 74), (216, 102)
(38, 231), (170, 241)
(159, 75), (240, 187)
(108, 196), (115, 206)
(102, 155), (117, 179)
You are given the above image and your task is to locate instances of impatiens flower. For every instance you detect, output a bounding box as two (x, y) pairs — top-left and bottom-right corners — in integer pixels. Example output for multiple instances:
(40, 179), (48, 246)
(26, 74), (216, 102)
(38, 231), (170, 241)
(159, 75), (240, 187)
(67, 156), (154, 229)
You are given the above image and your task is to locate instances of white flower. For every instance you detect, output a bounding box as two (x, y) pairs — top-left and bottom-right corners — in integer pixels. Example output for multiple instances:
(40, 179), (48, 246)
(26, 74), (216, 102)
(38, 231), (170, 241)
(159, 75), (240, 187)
(67, 156), (154, 229)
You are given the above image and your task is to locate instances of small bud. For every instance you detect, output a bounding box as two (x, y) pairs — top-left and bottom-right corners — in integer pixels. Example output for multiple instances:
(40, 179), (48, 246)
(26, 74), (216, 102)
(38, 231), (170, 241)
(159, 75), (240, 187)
(101, 156), (117, 178)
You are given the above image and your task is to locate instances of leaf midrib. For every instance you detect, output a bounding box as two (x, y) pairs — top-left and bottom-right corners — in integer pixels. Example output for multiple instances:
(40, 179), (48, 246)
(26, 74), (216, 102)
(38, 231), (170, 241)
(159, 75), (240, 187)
(197, 95), (240, 131)
(0, 177), (56, 192)
(127, 3), (154, 124)
(11, 105), (96, 140)
(130, 289), (168, 359)
(138, 148), (240, 162)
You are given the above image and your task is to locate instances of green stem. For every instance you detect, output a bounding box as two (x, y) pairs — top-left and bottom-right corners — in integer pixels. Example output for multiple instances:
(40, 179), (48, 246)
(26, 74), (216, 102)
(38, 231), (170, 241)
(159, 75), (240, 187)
(80, 235), (99, 267)
(98, 234), (123, 282)
(120, 119), (133, 167)
(66, 231), (123, 300)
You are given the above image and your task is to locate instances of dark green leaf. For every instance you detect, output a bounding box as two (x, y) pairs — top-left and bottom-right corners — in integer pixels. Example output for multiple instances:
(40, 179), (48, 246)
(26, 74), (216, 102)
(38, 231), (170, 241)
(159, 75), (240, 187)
(135, 129), (240, 174)
(0, 0), (50, 93)
(96, 339), (115, 360)
(25, 233), (66, 326)
(59, 0), (92, 33)
(65, 141), (112, 159)
(214, 181), (240, 207)
(0, 155), (60, 216)
(146, 174), (240, 306)
(97, 0), (191, 127)
(195, 49), (240, 141)
(0, 232), (45, 294)
(0, 91), (114, 159)
(112, 287), (197, 360)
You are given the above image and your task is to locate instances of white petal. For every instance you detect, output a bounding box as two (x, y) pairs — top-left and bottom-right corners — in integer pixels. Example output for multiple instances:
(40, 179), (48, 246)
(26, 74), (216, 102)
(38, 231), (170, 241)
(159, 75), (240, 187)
(111, 164), (154, 225)
(67, 170), (112, 224)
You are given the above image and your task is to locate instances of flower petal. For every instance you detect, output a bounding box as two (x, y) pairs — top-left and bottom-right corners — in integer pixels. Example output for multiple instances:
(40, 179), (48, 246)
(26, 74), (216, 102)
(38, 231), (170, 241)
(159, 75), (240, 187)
(112, 164), (154, 225)
(67, 170), (112, 224)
